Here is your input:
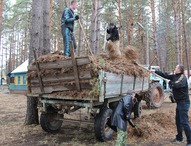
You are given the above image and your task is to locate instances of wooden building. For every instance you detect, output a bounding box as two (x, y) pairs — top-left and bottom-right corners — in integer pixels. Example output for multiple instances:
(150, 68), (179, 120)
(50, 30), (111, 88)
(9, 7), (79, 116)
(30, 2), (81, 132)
(8, 60), (28, 94)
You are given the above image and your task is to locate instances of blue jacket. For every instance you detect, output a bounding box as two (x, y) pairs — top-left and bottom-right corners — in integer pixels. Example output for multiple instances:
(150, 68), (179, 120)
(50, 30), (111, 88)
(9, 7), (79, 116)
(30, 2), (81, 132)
(110, 95), (133, 132)
(61, 7), (75, 32)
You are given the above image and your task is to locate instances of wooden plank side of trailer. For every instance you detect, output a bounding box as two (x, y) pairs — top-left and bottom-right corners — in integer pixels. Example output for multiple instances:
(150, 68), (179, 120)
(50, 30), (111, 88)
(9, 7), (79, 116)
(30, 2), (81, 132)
(30, 83), (92, 94)
(28, 57), (90, 71)
(30, 70), (92, 84)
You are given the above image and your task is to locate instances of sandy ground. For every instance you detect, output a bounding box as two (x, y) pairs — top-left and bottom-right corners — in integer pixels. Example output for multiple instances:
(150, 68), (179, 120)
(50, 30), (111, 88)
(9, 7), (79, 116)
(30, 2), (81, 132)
(0, 85), (190, 146)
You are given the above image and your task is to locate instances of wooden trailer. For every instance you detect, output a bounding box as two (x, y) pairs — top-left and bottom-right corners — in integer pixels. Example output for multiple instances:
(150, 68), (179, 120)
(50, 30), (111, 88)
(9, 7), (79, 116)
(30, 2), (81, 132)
(27, 53), (164, 141)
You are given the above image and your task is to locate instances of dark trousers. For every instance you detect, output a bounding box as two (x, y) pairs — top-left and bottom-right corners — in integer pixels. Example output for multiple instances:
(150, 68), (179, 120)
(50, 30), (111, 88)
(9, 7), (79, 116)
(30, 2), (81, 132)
(61, 26), (76, 56)
(176, 101), (191, 144)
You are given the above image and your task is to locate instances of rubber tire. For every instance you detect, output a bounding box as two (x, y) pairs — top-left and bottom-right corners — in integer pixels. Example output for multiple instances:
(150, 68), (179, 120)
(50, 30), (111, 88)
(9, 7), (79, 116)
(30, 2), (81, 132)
(149, 82), (164, 108)
(40, 108), (63, 133)
(134, 101), (142, 118)
(94, 108), (113, 142)
(169, 92), (176, 103)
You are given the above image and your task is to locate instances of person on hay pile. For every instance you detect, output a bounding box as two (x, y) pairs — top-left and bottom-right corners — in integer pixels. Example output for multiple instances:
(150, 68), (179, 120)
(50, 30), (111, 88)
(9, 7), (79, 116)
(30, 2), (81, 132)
(110, 91), (141, 146)
(61, 0), (79, 57)
(106, 23), (120, 47)
(151, 64), (191, 146)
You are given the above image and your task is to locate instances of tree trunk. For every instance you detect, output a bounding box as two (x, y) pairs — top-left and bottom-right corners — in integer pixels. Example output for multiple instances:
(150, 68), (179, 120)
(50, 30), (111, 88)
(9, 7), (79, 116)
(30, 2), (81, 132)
(24, 27), (27, 61)
(117, 0), (123, 48)
(25, 0), (42, 125)
(165, 0), (171, 71)
(49, 0), (53, 33)
(42, 0), (50, 55)
(0, 0), (4, 81)
(95, 0), (100, 54)
(178, 0), (182, 63)
(39, 0), (43, 57)
(0, 0), (4, 49)
(127, 0), (133, 45)
(57, 0), (64, 51)
(181, 0), (190, 77)
(78, 0), (84, 56)
(9, 33), (14, 73)
(173, 0), (180, 64)
(150, 0), (159, 66)
(90, 0), (98, 54)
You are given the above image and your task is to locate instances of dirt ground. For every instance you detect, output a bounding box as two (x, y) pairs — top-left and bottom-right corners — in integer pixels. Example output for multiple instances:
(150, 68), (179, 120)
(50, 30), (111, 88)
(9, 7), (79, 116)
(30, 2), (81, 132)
(0, 85), (191, 146)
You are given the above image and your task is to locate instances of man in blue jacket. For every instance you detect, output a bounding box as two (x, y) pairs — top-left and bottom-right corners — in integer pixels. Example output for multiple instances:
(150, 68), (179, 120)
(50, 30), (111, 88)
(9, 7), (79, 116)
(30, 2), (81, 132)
(151, 64), (191, 146)
(61, 1), (79, 57)
(110, 92), (137, 146)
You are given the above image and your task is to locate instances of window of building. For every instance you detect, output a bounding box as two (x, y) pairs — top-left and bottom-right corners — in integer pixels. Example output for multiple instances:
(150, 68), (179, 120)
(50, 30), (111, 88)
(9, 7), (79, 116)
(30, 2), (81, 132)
(23, 76), (26, 85)
(18, 76), (20, 85)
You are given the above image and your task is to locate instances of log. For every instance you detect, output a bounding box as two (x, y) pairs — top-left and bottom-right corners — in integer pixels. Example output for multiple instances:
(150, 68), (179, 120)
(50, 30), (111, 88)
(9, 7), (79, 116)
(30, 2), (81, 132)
(28, 57), (90, 71)
(30, 70), (92, 84)
(30, 83), (92, 94)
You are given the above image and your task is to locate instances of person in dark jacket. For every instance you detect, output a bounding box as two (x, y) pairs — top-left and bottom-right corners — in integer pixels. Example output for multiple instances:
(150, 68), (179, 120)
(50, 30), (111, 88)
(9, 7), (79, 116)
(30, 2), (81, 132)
(106, 23), (120, 54)
(61, 1), (79, 57)
(110, 93), (137, 146)
(151, 64), (191, 146)
(107, 23), (119, 42)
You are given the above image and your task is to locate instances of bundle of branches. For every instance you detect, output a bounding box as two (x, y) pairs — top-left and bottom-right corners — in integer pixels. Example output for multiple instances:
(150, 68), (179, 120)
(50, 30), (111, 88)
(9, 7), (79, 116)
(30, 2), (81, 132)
(106, 41), (138, 61)
(128, 111), (176, 141)
(103, 41), (147, 77)
(27, 48), (148, 96)
(123, 45), (138, 61)
(106, 41), (122, 59)
(90, 53), (148, 77)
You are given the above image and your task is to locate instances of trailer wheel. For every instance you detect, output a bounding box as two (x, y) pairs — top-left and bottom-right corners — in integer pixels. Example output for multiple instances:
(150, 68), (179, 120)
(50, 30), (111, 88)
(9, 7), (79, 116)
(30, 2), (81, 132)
(40, 108), (63, 133)
(94, 108), (113, 142)
(148, 82), (164, 108)
(134, 101), (142, 118)
(169, 92), (176, 103)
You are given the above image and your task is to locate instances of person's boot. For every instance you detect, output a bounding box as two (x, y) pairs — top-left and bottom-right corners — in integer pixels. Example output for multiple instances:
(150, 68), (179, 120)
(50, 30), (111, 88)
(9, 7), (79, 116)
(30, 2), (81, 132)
(171, 138), (183, 144)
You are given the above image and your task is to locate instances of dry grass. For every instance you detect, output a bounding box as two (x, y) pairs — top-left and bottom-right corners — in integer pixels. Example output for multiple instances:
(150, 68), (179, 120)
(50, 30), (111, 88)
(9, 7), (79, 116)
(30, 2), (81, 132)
(106, 41), (122, 59)
(123, 45), (138, 61)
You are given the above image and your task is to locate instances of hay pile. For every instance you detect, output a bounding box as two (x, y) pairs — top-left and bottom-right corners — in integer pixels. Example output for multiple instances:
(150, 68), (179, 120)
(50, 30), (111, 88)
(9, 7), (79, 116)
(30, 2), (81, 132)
(28, 47), (147, 78)
(34, 51), (69, 63)
(91, 53), (147, 77)
(127, 111), (176, 142)
(27, 48), (148, 95)
(123, 45), (138, 61)
(106, 41), (122, 59)
(99, 41), (147, 77)
(106, 41), (138, 61)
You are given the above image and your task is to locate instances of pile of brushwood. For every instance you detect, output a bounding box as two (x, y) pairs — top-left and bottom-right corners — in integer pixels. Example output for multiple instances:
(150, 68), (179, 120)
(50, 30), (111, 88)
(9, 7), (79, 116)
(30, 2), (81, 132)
(27, 42), (148, 98)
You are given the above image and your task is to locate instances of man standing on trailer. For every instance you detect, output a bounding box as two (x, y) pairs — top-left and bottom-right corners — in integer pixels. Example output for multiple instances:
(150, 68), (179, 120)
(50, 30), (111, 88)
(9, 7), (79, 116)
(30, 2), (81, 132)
(61, 0), (79, 57)
(107, 23), (119, 47)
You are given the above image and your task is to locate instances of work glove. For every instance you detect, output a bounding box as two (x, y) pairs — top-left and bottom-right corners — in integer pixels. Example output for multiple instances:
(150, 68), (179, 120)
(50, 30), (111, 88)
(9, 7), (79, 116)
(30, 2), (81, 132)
(75, 15), (79, 20)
